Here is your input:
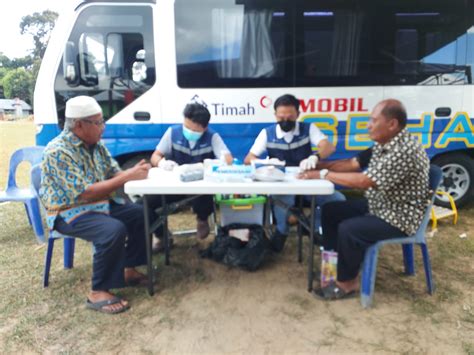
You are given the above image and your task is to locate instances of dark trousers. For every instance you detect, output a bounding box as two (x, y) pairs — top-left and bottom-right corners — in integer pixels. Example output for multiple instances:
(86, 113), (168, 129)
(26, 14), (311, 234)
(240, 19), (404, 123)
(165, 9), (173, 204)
(145, 194), (214, 235)
(321, 199), (406, 282)
(54, 201), (147, 291)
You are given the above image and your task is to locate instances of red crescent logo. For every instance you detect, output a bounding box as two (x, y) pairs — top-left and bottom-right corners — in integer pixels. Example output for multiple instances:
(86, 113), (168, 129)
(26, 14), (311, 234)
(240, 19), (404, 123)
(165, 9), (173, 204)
(260, 96), (272, 108)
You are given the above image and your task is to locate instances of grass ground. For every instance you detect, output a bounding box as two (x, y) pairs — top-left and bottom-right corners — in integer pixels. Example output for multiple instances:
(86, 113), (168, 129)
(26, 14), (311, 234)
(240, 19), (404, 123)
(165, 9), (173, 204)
(0, 121), (473, 353)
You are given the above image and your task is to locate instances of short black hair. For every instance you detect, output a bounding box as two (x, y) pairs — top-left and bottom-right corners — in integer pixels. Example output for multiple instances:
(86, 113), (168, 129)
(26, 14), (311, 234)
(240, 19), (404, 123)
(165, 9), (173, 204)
(274, 94), (300, 111)
(183, 103), (211, 127)
(380, 99), (407, 128)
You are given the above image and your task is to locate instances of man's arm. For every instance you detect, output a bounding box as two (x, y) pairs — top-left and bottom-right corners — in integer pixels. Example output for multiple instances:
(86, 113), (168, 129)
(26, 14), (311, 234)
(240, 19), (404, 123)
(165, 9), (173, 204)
(317, 148), (372, 172)
(244, 129), (267, 165)
(150, 150), (165, 167)
(212, 134), (234, 164)
(223, 153), (234, 165)
(317, 157), (361, 172)
(244, 152), (258, 165)
(300, 169), (375, 190)
(79, 160), (150, 201)
(150, 128), (172, 167)
(316, 138), (335, 159)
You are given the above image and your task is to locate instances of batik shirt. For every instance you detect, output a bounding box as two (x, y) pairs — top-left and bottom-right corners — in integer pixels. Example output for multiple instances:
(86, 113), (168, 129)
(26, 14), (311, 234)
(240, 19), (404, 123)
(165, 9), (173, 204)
(39, 130), (121, 229)
(364, 129), (430, 235)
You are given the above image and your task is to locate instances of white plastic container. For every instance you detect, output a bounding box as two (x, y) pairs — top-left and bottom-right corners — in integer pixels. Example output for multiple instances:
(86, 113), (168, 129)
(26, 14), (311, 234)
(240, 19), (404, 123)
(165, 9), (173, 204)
(216, 195), (266, 226)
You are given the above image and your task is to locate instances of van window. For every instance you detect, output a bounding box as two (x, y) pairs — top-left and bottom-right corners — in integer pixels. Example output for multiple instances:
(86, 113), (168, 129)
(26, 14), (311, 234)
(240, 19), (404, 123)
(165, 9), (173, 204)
(54, 5), (155, 128)
(175, 0), (473, 88)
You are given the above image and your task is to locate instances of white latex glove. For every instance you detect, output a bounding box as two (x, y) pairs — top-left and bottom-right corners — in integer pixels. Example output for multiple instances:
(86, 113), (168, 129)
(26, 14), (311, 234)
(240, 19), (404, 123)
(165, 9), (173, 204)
(267, 157), (285, 165)
(158, 158), (178, 171)
(299, 155), (318, 171)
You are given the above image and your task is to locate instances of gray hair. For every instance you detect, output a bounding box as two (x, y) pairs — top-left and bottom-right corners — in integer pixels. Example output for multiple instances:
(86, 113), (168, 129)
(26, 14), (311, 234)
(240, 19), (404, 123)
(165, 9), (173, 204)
(64, 114), (96, 131)
(64, 116), (78, 131)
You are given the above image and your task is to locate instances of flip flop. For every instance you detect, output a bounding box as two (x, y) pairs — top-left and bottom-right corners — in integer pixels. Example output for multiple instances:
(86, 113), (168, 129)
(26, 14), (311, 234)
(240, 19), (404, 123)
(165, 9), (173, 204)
(313, 281), (356, 301)
(86, 296), (130, 314)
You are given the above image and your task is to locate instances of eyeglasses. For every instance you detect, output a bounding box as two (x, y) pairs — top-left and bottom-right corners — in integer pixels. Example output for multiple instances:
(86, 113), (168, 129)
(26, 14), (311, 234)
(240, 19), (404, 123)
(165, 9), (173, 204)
(82, 119), (106, 127)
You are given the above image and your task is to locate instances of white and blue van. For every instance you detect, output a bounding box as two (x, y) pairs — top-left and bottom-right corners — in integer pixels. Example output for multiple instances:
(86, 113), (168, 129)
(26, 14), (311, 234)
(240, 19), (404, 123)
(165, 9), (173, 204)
(34, 0), (474, 206)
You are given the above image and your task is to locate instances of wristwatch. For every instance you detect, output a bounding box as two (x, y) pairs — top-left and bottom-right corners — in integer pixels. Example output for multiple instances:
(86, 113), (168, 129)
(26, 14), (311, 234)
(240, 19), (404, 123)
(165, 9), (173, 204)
(320, 169), (329, 180)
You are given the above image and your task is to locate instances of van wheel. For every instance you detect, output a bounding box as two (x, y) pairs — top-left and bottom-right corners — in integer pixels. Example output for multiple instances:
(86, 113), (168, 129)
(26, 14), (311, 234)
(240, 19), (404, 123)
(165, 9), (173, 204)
(432, 153), (474, 208)
(120, 154), (151, 202)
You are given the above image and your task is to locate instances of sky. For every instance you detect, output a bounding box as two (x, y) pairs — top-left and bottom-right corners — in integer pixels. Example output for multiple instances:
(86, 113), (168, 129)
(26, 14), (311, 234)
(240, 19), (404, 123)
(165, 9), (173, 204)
(0, 0), (74, 59)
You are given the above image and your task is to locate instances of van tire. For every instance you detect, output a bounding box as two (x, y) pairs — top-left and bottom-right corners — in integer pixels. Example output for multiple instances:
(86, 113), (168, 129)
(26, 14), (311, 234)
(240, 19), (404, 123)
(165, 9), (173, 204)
(432, 153), (474, 208)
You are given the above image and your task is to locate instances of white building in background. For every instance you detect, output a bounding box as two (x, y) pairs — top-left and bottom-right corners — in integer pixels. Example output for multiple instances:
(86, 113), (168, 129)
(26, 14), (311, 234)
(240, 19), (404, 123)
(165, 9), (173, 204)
(0, 98), (32, 118)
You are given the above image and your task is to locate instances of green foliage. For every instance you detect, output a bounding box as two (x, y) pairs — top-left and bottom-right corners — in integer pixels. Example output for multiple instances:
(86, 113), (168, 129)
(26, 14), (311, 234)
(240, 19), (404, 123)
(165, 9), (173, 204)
(2, 68), (33, 104)
(0, 10), (58, 105)
(0, 67), (8, 83)
(20, 10), (58, 59)
(0, 53), (33, 70)
(0, 53), (12, 68)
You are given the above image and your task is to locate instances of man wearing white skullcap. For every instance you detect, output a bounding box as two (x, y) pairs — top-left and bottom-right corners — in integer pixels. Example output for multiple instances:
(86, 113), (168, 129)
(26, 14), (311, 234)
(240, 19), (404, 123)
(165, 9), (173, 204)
(39, 96), (152, 314)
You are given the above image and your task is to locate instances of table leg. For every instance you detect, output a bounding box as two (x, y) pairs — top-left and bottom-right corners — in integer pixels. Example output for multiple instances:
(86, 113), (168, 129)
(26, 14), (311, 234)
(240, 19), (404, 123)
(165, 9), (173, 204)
(264, 196), (272, 236)
(297, 196), (303, 263)
(143, 194), (154, 296)
(162, 195), (170, 266)
(307, 196), (316, 292)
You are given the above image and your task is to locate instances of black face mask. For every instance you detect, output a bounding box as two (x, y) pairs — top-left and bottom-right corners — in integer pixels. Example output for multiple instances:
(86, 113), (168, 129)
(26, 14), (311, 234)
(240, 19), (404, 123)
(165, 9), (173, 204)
(278, 120), (296, 132)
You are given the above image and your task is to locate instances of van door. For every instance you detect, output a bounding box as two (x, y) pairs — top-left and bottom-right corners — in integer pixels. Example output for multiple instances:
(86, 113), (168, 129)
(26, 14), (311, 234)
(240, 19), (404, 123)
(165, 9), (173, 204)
(53, 3), (159, 157)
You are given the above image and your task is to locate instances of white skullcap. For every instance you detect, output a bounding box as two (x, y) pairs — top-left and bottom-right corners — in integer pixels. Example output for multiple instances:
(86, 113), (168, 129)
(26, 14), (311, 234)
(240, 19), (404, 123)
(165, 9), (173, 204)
(65, 96), (102, 119)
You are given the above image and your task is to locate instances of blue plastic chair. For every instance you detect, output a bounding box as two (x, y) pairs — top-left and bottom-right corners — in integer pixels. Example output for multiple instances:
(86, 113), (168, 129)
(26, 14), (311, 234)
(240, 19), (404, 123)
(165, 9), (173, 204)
(0, 146), (46, 243)
(360, 165), (443, 308)
(31, 164), (75, 287)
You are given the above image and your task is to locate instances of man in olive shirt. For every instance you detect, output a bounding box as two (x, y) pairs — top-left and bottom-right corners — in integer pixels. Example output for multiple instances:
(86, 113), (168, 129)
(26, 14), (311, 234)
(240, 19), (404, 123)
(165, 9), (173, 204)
(300, 99), (430, 300)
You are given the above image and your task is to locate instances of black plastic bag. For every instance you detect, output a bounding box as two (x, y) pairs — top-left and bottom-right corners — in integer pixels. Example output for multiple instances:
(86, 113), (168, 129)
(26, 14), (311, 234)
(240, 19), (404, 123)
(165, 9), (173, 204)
(200, 223), (270, 271)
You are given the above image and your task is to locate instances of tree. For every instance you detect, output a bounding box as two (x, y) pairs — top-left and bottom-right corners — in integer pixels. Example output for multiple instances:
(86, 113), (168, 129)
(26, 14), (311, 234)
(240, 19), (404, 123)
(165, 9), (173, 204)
(0, 52), (33, 70)
(2, 68), (33, 103)
(0, 52), (12, 68)
(20, 10), (58, 59)
(0, 67), (8, 83)
(0, 68), (7, 98)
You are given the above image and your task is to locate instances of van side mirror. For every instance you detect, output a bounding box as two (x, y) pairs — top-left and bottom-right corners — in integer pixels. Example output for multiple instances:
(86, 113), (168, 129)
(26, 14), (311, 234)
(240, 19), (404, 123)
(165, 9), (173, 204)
(63, 41), (79, 86)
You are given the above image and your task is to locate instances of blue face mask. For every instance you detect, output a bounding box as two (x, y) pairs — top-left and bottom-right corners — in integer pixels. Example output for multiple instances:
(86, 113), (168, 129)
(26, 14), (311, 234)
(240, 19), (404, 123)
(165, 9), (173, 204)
(182, 125), (203, 142)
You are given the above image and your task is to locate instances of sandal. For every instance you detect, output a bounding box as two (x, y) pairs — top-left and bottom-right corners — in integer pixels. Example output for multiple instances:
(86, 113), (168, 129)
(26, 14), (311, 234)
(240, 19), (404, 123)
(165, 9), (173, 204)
(313, 281), (356, 301)
(86, 296), (129, 314)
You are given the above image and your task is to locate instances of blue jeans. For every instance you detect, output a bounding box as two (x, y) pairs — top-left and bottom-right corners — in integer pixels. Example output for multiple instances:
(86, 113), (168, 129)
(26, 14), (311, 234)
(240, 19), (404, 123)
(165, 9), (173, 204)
(273, 191), (346, 235)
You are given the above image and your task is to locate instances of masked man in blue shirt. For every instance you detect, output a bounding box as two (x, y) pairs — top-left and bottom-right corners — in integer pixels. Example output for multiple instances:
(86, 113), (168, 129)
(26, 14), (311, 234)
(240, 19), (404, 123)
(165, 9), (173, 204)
(149, 103), (233, 245)
(244, 94), (345, 252)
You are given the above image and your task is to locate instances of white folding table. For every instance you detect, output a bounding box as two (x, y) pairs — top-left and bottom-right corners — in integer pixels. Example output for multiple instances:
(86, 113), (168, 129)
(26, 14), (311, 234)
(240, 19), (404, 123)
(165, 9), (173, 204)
(125, 168), (334, 295)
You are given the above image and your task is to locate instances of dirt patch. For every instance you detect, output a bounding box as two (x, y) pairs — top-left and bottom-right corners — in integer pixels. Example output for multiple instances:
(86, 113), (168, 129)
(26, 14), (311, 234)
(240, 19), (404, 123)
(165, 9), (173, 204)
(1, 206), (470, 353)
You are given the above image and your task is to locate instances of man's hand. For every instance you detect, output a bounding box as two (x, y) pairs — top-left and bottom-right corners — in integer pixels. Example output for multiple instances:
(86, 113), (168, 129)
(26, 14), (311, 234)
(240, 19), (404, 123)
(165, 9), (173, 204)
(299, 155), (318, 171)
(297, 170), (320, 180)
(126, 159), (151, 180)
(158, 158), (178, 171)
(78, 160), (150, 202)
(267, 157), (285, 165)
